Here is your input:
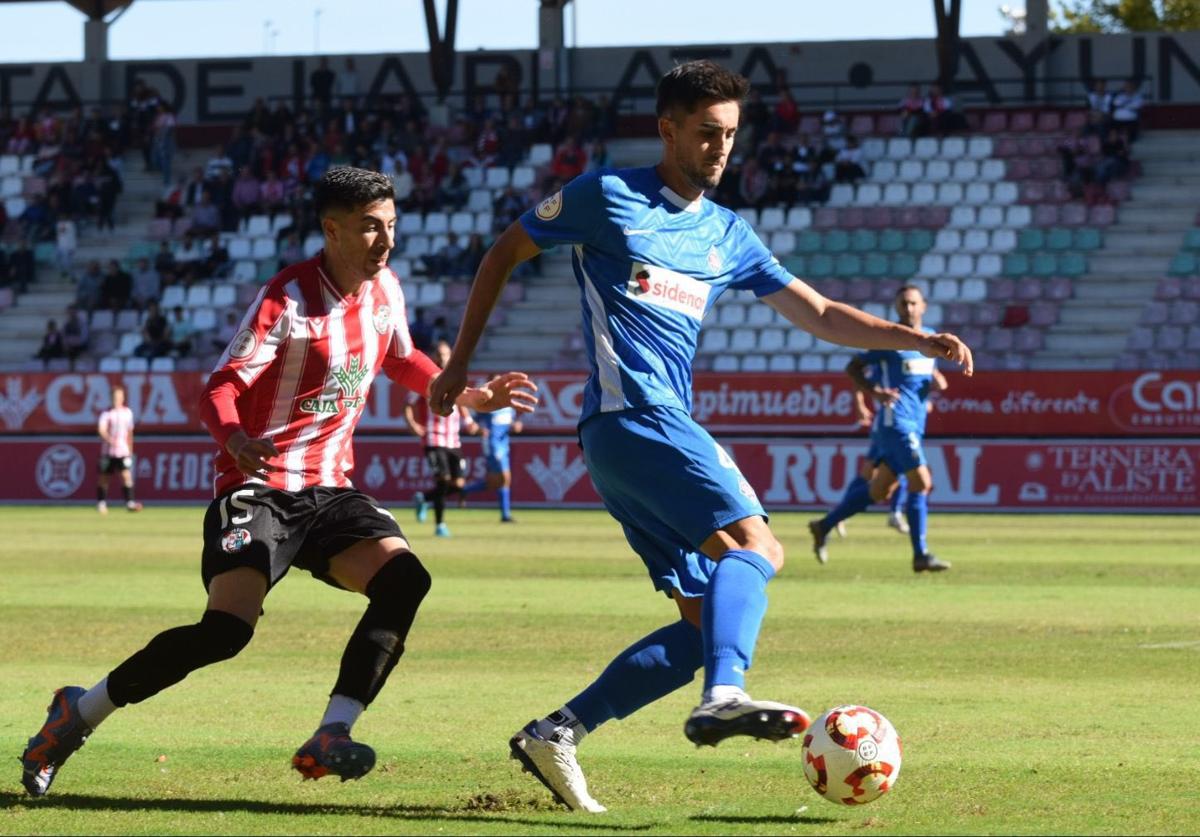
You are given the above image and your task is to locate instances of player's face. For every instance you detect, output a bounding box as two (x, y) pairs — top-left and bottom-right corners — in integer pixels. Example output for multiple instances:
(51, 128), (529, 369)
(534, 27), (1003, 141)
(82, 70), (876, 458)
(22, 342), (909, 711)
(111, 388), (125, 408)
(895, 290), (926, 326)
(434, 342), (452, 368)
(662, 99), (740, 192)
(326, 199), (396, 280)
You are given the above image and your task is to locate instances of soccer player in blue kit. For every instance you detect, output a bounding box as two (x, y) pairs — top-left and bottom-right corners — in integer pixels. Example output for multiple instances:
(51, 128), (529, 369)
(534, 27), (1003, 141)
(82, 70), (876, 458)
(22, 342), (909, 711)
(809, 285), (951, 571)
(430, 61), (974, 812)
(460, 405), (521, 522)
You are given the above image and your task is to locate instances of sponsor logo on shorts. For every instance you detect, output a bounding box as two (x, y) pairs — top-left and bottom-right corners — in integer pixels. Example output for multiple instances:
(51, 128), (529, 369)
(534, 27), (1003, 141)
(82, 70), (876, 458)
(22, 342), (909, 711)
(372, 305), (391, 334)
(221, 528), (252, 553)
(624, 263), (710, 320)
(229, 329), (257, 359)
(535, 190), (562, 221)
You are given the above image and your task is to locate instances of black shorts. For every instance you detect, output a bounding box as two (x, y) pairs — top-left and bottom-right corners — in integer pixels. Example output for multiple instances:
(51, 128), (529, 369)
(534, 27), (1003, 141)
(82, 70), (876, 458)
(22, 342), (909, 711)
(98, 455), (132, 474)
(201, 485), (405, 591)
(425, 446), (464, 482)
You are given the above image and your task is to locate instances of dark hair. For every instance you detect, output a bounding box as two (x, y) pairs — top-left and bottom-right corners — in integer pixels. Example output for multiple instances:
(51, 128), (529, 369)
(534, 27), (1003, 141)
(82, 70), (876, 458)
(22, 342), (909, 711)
(896, 284), (926, 299)
(314, 166), (394, 218)
(656, 60), (750, 119)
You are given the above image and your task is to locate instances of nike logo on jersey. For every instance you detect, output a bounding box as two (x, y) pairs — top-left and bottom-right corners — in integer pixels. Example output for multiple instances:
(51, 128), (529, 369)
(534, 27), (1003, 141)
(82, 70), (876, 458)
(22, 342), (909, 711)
(622, 226), (656, 236)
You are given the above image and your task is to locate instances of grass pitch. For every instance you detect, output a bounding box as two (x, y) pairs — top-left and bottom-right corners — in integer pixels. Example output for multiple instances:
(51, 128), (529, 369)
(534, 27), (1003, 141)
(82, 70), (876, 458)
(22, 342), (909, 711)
(1, 506), (1197, 835)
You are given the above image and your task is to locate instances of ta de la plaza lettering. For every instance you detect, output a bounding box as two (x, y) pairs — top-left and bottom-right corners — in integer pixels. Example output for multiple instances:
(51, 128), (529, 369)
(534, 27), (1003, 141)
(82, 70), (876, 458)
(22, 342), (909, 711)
(1, 369), (1196, 511)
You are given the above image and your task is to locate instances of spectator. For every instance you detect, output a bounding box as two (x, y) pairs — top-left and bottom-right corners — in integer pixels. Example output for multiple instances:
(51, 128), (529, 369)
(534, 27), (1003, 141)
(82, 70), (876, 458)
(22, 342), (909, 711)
(151, 103), (176, 186)
(459, 233), (488, 279)
(338, 57), (359, 102)
(792, 134), (819, 179)
(1111, 79), (1143, 142)
(771, 88), (800, 134)
(130, 258), (161, 310)
(924, 84), (966, 135)
(260, 170), (286, 216)
(1086, 79), (1112, 126)
(278, 231), (305, 268)
(95, 156), (121, 232)
(796, 163), (831, 205)
(231, 167), (262, 220)
(425, 233), (464, 278)
(899, 84), (929, 138)
(437, 163), (470, 211)
(153, 241), (176, 275)
(834, 136), (867, 183)
(9, 240), (35, 294)
(820, 110), (847, 157)
(586, 140), (611, 172)
(203, 148), (234, 181)
(1096, 127), (1131, 185)
(35, 318), (66, 363)
(202, 232), (231, 279)
(738, 157), (769, 209)
(712, 156), (742, 208)
(310, 57), (336, 109)
(493, 185), (527, 231)
(168, 305), (196, 356)
(211, 309), (238, 353)
(100, 259), (133, 311)
(190, 190), (221, 235)
(742, 88), (771, 148)
(409, 307), (433, 352)
(1058, 130), (1100, 198)
(135, 300), (171, 358)
(551, 136), (586, 182)
(75, 260), (103, 311)
(55, 217), (77, 279)
(390, 158), (414, 203)
(62, 304), (89, 361)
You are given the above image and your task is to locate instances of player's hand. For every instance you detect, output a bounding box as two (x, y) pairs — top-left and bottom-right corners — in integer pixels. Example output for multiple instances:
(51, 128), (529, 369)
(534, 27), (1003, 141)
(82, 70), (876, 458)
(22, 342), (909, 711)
(429, 362), (468, 417)
(872, 386), (901, 407)
(227, 433), (280, 478)
(459, 371), (539, 414)
(855, 408), (874, 428)
(919, 332), (974, 376)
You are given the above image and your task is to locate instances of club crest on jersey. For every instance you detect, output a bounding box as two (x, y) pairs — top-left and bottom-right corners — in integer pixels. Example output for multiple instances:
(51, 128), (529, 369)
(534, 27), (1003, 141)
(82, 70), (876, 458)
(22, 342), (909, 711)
(535, 190), (563, 221)
(372, 305), (391, 334)
(302, 355), (370, 415)
(221, 528), (252, 553)
(229, 329), (257, 359)
(623, 263), (710, 320)
(707, 246), (722, 274)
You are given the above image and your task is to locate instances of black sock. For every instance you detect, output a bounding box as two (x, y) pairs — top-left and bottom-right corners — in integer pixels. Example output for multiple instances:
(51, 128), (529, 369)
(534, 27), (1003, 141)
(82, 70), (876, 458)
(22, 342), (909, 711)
(106, 610), (254, 706)
(331, 554), (432, 705)
(429, 484), (447, 524)
(97, 482), (107, 502)
(122, 484), (134, 504)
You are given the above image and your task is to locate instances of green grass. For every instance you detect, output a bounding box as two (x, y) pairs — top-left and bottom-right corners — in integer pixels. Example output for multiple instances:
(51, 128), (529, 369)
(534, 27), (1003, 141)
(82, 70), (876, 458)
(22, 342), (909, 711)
(1, 507), (1198, 835)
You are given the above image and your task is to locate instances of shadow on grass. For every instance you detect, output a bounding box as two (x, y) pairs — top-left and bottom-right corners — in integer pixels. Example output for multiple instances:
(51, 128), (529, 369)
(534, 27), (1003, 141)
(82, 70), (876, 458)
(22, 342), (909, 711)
(692, 813), (840, 825)
(0, 792), (652, 831)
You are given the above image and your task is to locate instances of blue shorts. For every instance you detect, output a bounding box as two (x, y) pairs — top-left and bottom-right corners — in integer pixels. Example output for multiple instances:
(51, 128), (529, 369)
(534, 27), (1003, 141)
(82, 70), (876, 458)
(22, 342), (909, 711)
(871, 426), (927, 476)
(485, 450), (510, 474)
(580, 405), (765, 598)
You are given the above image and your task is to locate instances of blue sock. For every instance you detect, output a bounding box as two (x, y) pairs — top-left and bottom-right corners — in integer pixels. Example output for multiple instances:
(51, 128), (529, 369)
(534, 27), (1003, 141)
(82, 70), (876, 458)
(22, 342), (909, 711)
(702, 549), (775, 691)
(890, 475), (908, 514)
(498, 486), (511, 518)
(821, 475), (872, 532)
(462, 479), (486, 495)
(906, 491), (929, 557)
(565, 620), (703, 731)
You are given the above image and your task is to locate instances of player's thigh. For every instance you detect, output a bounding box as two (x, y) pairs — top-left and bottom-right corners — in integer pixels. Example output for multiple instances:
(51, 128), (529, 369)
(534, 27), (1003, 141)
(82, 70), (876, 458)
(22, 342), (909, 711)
(206, 566), (268, 627)
(672, 588), (703, 629)
(905, 464), (933, 494)
(326, 535), (413, 595)
(869, 463), (898, 503)
(296, 488), (409, 591)
(201, 485), (308, 593)
(581, 406), (764, 552)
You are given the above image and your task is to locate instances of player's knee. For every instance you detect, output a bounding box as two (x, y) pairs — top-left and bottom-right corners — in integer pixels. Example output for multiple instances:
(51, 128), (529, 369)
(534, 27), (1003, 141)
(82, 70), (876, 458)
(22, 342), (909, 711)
(755, 535), (785, 572)
(197, 609), (254, 663)
(869, 482), (891, 504)
(366, 552), (432, 612)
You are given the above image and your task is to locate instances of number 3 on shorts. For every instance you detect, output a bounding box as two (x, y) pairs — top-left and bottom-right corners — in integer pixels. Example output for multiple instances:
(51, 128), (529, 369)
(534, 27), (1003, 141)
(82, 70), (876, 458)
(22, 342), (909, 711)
(219, 489), (255, 528)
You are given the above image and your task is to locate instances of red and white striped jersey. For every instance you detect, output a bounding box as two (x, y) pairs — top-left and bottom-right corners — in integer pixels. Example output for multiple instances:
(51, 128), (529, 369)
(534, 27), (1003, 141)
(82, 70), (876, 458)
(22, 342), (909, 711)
(409, 394), (465, 449)
(98, 406), (134, 458)
(199, 253), (439, 497)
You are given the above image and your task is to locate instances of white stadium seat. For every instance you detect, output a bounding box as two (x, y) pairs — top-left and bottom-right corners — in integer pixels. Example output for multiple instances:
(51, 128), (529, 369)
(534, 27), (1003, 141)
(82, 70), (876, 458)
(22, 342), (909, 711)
(758, 207), (785, 231)
(186, 285), (212, 308)
(934, 230), (961, 252)
(150, 357), (175, 372)
(700, 328), (729, 354)
(423, 212), (449, 235)
(161, 285), (186, 309)
(251, 237), (276, 260)
(769, 230), (795, 255)
(511, 165), (535, 190)
(936, 182), (964, 205)
(993, 182), (1019, 205)
(798, 355), (825, 372)
(952, 160), (979, 181)
(211, 284), (236, 307)
(886, 138), (913, 159)
(967, 137), (994, 158)
(712, 355), (739, 372)
(115, 332), (141, 357)
(90, 309), (115, 330)
(980, 159), (1006, 181)
(949, 206), (976, 228)
(923, 160), (951, 182)
(449, 211), (474, 235)
(124, 357), (149, 372)
(947, 254), (974, 277)
(960, 278), (987, 301)
(98, 356), (123, 372)
(919, 254), (946, 277)
(869, 160), (897, 182)
(828, 184), (854, 207)
(882, 183), (909, 206)
(227, 237), (252, 260)
(759, 329), (785, 352)
(786, 329), (814, 352)
(730, 330), (757, 352)
(962, 230), (990, 253)
(910, 183), (936, 204)
(855, 183), (882, 205)
(1004, 205), (1032, 227)
(977, 206), (1005, 229)
(527, 143), (553, 166)
(741, 355), (768, 372)
(940, 137), (966, 158)
(989, 229), (1017, 251)
(718, 304), (746, 327)
(931, 278), (958, 302)
(398, 213), (423, 236)
(192, 307), (218, 330)
(964, 183), (991, 205)
(736, 207), (758, 227)
(913, 137), (939, 159)
(746, 304), (775, 326)
(976, 253), (1003, 276)
(303, 233), (324, 258)
(785, 207), (812, 229)
(897, 160), (923, 182)
(244, 215), (271, 236)
(232, 260), (257, 282)
(860, 138), (886, 160)
(462, 166), (484, 188)
(467, 188), (492, 213)
(768, 354), (796, 372)
(0, 155), (18, 175)
(484, 167), (510, 189)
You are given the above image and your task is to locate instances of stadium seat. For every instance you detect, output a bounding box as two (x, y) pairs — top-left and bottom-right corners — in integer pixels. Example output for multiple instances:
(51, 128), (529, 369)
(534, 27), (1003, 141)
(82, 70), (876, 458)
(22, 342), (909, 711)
(1030, 301), (1058, 326)
(718, 304), (746, 327)
(855, 183), (883, 205)
(1003, 253), (1030, 277)
(786, 329), (814, 352)
(979, 159), (1006, 181)
(193, 307), (218, 330)
(251, 238), (276, 260)
(1033, 204), (1059, 227)
(146, 218), (172, 240)
(1171, 253), (1199, 275)
(424, 212), (449, 235)
(399, 213), (423, 236)
(730, 329), (757, 352)
(161, 285), (186, 309)
(186, 285), (212, 308)
(933, 229), (961, 252)
(527, 143), (553, 166)
(946, 254), (973, 277)
(227, 237), (252, 260)
(699, 328), (729, 354)
(861, 137), (887, 160)
(834, 254), (862, 277)
(785, 207), (812, 229)
(795, 230), (823, 253)
(936, 183), (963, 205)
(807, 254), (834, 278)
(211, 284), (236, 308)
(962, 229), (990, 253)
(951, 160), (979, 182)
(0, 155), (17, 176)
(466, 188), (492, 213)
(98, 356), (123, 372)
(754, 207), (782, 232)
(1005, 205), (1032, 228)
(963, 183), (990, 205)
(123, 356), (148, 372)
(1059, 252), (1087, 276)
(449, 211), (473, 235)
(114, 332), (141, 357)
(918, 253), (946, 277)
(949, 206), (975, 228)
(1018, 228), (1045, 251)
(940, 137), (966, 158)
(150, 357), (176, 372)
(882, 183), (909, 206)
(740, 355), (768, 372)
(474, 212), (494, 235)
(812, 207), (839, 229)
(891, 252), (919, 277)
(828, 184), (854, 207)
(511, 165), (535, 190)
(244, 215), (271, 237)
(849, 229), (877, 252)
(960, 277), (987, 302)
(870, 160), (898, 182)
(992, 182), (1019, 205)
(878, 229), (906, 252)
(798, 355), (825, 371)
(231, 260), (257, 282)
(484, 167), (510, 190)
(989, 228), (1017, 252)
(711, 355), (739, 372)
(1031, 252), (1057, 277)
(768, 354), (796, 372)
(923, 159), (951, 182)
(746, 304), (776, 327)
(931, 278), (958, 302)
(270, 214), (292, 235)
(886, 138), (913, 159)
(1157, 325), (1184, 351)
(967, 137), (994, 158)
(987, 277), (1016, 301)
(897, 161), (923, 182)
(303, 233), (324, 258)
(4, 197), (26, 219)
(825, 230), (850, 253)
(769, 230), (796, 255)
(404, 236), (430, 260)
(976, 254), (1003, 277)
(759, 328), (785, 352)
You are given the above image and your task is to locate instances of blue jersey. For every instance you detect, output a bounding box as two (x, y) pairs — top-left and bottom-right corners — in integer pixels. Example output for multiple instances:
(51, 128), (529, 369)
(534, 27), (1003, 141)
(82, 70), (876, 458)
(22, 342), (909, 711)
(520, 166), (793, 427)
(860, 331), (938, 437)
(477, 406), (516, 459)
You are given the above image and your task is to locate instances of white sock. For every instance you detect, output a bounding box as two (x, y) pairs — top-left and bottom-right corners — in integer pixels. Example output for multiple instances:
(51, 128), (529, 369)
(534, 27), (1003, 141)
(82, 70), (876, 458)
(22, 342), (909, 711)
(702, 684), (749, 706)
(77, 678), (118, 730)
(319, 694), (365, 731)
(535, 706), (587, 748)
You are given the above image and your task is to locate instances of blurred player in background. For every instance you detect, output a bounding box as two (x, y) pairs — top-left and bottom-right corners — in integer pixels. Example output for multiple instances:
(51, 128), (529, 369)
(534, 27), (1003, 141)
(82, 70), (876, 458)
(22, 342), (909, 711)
(459, 399), (523, 522)
(430, 61), (973, 811)
(832, 374), (911, 539)
(19, 167), (537, 798)
(95, 383), (142, 514)
(404, 339), (478, 537)
(809, 285), (950, 571)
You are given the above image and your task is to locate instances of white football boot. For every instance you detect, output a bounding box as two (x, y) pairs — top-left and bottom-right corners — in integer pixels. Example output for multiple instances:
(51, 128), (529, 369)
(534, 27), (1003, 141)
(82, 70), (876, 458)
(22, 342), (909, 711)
(509, 721), (606, 813)
(887, 511), (910, 534)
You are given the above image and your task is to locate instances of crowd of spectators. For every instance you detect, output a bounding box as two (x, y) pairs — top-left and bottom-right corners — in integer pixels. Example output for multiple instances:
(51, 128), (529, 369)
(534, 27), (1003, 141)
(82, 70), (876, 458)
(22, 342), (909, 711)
(1057, 78), (1143, 201)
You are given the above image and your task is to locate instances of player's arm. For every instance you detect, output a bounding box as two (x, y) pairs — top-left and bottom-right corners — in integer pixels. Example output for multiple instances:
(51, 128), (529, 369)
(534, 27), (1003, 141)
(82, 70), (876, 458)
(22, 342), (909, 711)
(512, 419), (524, 435)
(402, 401), (425, 437)
(97, 415), (110, 444)
(764, 279), (973, 374)
(459, 405), (480, 435)
(846, 354), (899, 407)
(932, 368), (950, 392)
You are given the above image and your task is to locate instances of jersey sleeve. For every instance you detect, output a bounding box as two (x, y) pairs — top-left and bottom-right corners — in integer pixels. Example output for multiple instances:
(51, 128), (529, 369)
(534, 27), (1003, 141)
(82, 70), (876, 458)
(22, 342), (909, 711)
(518, 171), (605, 250)
(197, 282), (292, 447)
(727, 217), (794, 297)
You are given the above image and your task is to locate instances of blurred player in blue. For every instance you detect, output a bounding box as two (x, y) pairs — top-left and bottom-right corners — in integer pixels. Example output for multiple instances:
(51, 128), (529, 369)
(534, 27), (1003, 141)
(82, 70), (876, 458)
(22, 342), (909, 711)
(810, 286), (950, 571)
(430, 61), (973, 812)
(460, 404), (522, 522)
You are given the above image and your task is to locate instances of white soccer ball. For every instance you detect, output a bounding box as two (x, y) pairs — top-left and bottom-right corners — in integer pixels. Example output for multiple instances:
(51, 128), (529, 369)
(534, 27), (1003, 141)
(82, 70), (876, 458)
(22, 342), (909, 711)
(801, 705), (902, 805)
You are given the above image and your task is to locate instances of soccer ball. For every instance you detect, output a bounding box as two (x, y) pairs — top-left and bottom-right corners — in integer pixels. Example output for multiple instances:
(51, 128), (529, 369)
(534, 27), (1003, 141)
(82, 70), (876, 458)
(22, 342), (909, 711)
(801, 705), (902, 805)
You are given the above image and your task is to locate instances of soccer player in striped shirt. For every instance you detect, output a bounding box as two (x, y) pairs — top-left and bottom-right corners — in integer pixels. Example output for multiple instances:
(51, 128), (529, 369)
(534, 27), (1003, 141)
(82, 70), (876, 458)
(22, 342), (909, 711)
(95, 383), (142, 514)
(20, 167), (537, 797)
(404, 339), (479, 537)
(431, 61), (973, 811)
